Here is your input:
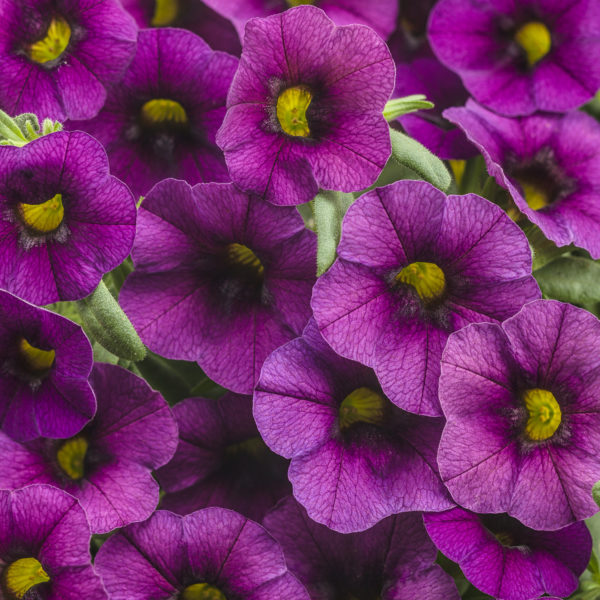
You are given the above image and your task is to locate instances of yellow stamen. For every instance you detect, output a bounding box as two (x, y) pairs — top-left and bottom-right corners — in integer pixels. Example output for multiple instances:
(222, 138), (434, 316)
(3, 558), (50, 599)
(151, 0), (179, 26)
(396, 262), (446, 303)
(517, 180), (550, 211)
(56, 436), (88, 480)
(514, 21), (552, 67)
(141, 99), (188, 126)
(339, 387), (386, 430)
(495, 531), (515, 546)
(18, 338), (55, 373)
(225, 436), (266, 458)
(226, 243), (264, 277)
(182, 583), (227, 600)
(28, 17), (71, 64)
(286, 0), (314, 5)
(276, 86), (312, 138)
(449, 159), (466, 187)
(523, 388), (562, 441)
(19, 193), (64, 233)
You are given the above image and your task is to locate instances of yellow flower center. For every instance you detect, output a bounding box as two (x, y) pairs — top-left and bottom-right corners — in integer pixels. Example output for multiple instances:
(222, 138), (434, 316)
(151, 0), (179, 26)
(28, 17), (71, 64)
(56, 436), (88, 480)
(19, 193), (64, 234)
(226, 243), (264, 277)
(514, 21), (552, 67)
(286, 0), (314, 6)
(494, 531), (515, 547)
(18, 338), (55, 373)
(276, 86), (312, 138)
(523, 388), (562, 441)
(396, 262), (446, 304)
(182, 583), (227, 600)
(3, 558), (50, 599)
(517, 179), (550, 211)
(339, 387), (386, 430)
(141, 99), (188, 126)
(449, 159), (466, 187)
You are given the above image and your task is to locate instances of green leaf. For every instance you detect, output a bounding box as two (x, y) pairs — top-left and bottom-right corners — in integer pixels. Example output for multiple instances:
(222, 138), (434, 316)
(383, 95), (434, 121)
(534, 256), (600, 306)
(313, 189), (354, 276)
(594, 482), (600, 510)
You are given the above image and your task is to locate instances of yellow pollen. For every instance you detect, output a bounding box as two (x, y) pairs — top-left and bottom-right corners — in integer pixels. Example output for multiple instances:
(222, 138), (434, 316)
(226, 243), (264, 277)
(151, 0), (179, 26)
(339, 387), (386, 430)
(276, 86), (312, 138)
(141, 99), (188, 126)
(517, 180), (550, 211)
(514, 21), (552, 67)
(18, 338), (55, 373)
(396, 262), (446, 303)
(56, 436), (88, 480)
(523, 388), (562, 441)
(19, 193), (64, 234)
(3, 558), (50, 599)
(28, 17), (71, 64)
(182, 583), (227, 600)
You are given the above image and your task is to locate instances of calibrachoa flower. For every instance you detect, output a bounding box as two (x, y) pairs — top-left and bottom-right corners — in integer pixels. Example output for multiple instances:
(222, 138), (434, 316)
(70, 28), (238, 199)
(0, 363), (178, 533)
(0, 0), (137, 120)
(254, 320), (453, 533)
(216, 5), (395, 206)
(311, 179), (540, 417)
(203, 0), (398, 40)
(424, 508), (591, 600)
(428, 0), (600, 116)
(120, 0), (241, 54)
(120, 179), (316, 394)
(0, 484), (107, 600)
(95, 507), (311, 600)
(0, 130), (136, 305)
(445, 101), (600, 258)
(264, 497), (461, 600)
(438, 299), (600, 530)
(0, 289), (94, 442)
(157, 393), (291, 521)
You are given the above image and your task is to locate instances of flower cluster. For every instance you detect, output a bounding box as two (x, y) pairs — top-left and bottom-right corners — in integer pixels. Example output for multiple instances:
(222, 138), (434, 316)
(0, 1), (599, 600)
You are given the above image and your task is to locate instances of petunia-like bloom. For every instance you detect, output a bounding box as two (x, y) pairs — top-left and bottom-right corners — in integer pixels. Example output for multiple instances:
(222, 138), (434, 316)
(264, 497), (460, 600)
(157, 393), (291, 522)
(70, 28), (238, 199)
(428, 0), (600, 116)
(0, 0), (137, 121)
(386, 0), (437, 61)
(120, 0), (241, 54)
(438, 299), (600, 530)
(0, 289), (94, 442)
(95, 507), (311, 600)
(0, 484), (107, 600)
(311, 179), (540, 417)
(0, 362), (178, 533)
(0, 130), (136, 305)
(424, 507), (591, 600)
(445, 101), (600, 258)
(203, 0), (398, 40)
(216, 5), (395, 206)
(120, 179), (316, 394)
(254, 319), (453, 533)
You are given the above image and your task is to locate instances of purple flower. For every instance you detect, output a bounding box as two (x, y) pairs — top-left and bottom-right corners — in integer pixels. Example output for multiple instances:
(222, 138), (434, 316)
(311, 179), (540, 417)
(264, 497), (461, 600)
(0, 362), (178, 533)
(424, 507), (591, 600)
(438, 299), (600, 530)
(0, 484), (107, 600)
(95, 507), (310, 600)
(0, 289), (94, 442)
(216, 5), (395, 206)
(428, 0), (600, 116)
(69, 28), (238, 199)
(254, 320), (453, 533)
(387, 0), (437, 61)
(0, 0), (137, 120)
(445, 101), (600, 259)
(120, 0), (241, 54)
(203, 0), (398, 40)
(120, 179), (316, 394)
(0, 130), (136, 305)
(156, 393), (291, 522)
